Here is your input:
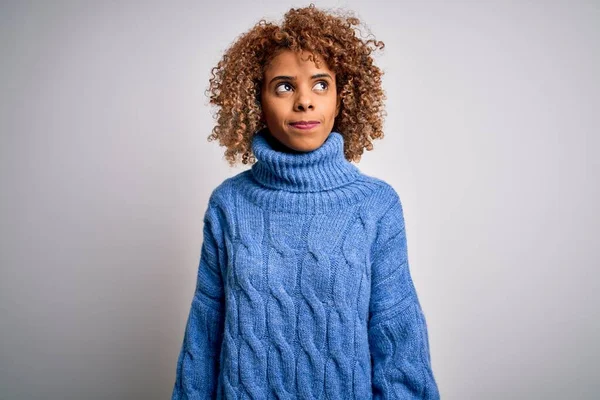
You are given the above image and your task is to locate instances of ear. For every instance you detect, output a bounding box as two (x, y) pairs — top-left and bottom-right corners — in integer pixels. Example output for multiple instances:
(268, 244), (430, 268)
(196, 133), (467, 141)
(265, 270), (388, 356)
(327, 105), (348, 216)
(335, 94), (341, 117)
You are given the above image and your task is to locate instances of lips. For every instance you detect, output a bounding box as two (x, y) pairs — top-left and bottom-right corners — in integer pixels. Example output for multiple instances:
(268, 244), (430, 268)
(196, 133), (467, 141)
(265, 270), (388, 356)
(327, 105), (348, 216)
(290, 121), (320, 130)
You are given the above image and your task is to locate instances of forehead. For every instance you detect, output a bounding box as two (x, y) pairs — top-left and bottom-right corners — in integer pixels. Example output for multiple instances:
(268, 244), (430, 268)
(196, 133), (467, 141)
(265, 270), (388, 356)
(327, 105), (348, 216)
(264, 50), (333, 75)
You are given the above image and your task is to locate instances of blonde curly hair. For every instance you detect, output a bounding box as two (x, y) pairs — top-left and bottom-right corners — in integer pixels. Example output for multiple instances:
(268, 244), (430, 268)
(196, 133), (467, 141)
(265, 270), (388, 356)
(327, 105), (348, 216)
(206, 3), (386, 166)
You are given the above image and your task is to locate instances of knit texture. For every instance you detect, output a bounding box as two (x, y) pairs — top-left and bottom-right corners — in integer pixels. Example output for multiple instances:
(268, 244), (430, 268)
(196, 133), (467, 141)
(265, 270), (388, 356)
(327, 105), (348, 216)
(172, 128), (440, 399)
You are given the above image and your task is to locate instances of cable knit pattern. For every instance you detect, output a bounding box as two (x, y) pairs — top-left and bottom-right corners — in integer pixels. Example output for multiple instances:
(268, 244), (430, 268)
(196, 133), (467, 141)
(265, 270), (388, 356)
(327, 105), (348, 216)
(172, 128), (440, 399)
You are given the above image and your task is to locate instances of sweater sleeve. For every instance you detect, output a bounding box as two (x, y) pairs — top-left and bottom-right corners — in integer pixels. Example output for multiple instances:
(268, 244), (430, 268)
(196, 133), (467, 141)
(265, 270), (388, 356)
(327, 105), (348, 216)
(368, 194), (440, 399)
(172, 198), (226, 400)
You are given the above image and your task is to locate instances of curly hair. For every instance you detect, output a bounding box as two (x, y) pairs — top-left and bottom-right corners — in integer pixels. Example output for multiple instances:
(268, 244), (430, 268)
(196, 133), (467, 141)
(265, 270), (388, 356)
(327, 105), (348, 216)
(206, 3), (386, 166)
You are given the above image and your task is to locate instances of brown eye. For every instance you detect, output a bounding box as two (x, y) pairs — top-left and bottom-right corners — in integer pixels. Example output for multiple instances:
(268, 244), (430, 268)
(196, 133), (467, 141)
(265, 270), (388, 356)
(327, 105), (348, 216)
(275, 83), (293, 93)
(314, 81), (328, 91)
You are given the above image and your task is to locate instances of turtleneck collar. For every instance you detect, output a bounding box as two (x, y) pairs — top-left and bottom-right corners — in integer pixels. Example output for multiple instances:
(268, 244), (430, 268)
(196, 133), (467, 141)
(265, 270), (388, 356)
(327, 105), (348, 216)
(250, 128), (361, 193)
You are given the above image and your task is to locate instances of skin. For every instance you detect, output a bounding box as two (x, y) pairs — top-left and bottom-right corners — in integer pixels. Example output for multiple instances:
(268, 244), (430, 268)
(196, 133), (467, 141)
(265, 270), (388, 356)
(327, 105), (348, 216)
(260, 50), (341, 153)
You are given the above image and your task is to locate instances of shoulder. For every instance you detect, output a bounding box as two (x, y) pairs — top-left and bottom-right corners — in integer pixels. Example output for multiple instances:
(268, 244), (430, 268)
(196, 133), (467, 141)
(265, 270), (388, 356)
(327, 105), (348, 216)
(206, 169), (251, 208)
(200, 171), (250, 239)
(360, 176), (409, 247)
(357, 172), (403, 219)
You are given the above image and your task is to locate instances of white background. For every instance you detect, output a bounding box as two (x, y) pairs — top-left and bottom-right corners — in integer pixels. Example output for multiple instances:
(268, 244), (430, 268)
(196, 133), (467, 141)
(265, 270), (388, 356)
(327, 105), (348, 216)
(1, 1), (598, 399)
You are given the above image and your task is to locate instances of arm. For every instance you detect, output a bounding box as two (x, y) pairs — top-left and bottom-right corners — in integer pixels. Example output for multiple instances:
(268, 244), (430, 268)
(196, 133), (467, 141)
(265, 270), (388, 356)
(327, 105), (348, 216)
(172, 199), (226, 400)
(368, 194), (440, 399)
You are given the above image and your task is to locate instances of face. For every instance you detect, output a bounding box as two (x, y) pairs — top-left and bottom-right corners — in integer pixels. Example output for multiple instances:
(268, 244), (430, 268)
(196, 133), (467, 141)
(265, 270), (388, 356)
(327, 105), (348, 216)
(260, 50), (341, 153)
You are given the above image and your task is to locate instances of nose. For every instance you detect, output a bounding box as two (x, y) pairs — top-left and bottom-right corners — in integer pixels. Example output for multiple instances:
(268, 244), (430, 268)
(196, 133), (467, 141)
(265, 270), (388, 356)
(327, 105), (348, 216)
(293, 87), (314, 111)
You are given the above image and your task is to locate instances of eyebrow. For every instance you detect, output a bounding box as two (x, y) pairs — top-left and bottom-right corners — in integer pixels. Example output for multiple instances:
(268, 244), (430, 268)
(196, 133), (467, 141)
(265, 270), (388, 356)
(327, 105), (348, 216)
(268, 73), (333, 85)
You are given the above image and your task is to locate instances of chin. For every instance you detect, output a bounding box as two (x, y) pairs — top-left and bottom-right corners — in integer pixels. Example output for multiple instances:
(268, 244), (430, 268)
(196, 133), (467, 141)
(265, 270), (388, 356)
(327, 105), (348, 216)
(287, 135), (327, 152)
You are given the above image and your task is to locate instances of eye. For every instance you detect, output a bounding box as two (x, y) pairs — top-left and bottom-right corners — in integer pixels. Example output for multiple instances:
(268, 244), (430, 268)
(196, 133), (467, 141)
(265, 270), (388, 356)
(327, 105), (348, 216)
(314, 81), (328, 91)
(275, 82), (293, 93)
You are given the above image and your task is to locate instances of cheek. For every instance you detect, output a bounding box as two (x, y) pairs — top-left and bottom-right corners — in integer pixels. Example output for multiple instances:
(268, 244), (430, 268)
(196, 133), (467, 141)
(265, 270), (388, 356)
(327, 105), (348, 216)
(264, 102), (286, 121)
(329, 99), (339, 116)
(260, 101), (273, 119)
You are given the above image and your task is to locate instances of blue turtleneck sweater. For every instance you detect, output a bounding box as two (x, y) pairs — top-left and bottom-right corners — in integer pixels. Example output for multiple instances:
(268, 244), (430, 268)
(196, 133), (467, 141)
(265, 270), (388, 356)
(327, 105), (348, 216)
(172, 129), (440, 399)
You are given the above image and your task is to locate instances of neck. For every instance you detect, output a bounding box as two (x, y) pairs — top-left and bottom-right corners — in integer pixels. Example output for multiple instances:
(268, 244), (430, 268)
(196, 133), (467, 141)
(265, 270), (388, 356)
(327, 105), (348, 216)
(262, 129), (303, 154)
(250, 128), (361, 193)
